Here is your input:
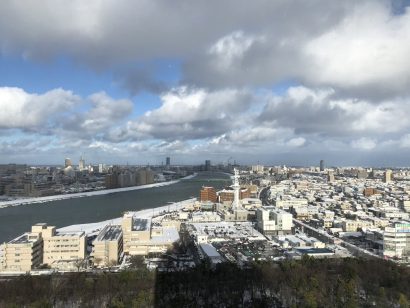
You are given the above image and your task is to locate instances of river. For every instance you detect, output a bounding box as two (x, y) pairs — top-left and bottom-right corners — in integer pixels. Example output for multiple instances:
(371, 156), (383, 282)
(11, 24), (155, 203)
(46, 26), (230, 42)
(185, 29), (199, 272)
(0, 172), (230, 243)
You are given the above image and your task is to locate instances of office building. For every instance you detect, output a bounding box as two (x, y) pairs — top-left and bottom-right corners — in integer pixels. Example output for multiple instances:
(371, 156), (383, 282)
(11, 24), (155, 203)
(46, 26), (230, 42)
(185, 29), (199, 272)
(251, 165), (264, 174)
(200, 186), (217, 203)
(384, 169), (392, 183)
(79, 156), (85, 171)
(121, 213), (178, 256)
(41, 225), (87, 267)
(320, 160), (325, 172)
(256, 207), (293, 235)
(0, 225), (44, 272)
(327, 171), (335, 183)
(205, 160), (211, 171)
(92, 225), (123, 267)
(122, 214), (152, 255)
(166, 157), (171, 167)
(383, 222), (410, 259)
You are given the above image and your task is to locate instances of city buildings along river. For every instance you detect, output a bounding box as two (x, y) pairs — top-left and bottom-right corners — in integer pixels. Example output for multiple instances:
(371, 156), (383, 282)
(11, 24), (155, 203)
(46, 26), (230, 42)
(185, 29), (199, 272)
(0, 172), (230, 243)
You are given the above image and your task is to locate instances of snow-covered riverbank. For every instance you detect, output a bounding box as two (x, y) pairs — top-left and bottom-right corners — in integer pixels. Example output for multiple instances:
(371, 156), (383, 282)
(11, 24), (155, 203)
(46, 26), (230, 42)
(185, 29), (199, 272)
(57, 198), (196, 236)
(0, 173), (197, 209)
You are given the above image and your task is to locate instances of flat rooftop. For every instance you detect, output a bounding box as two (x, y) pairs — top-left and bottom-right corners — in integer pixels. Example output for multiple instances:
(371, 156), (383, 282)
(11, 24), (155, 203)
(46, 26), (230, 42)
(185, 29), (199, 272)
(132, 218), (151, 231)
(200, 243), (221, 258)
(296, 248), (334, 255)
(55, 231), (85, 237)
(191, 222), (265, 241)
(96, 225), (122, 241)
(8, 233), (38, 244)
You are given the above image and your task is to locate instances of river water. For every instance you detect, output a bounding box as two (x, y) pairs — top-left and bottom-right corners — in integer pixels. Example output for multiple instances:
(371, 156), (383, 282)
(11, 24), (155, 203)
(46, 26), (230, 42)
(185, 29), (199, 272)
(0, 172), (230, 243)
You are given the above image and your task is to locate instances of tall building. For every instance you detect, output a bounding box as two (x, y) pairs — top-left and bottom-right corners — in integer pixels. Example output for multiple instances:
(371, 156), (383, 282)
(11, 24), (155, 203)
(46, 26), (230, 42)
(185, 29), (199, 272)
(79, 156), (85, 171)
(384, 169), (392, 183)
(64, 158), (72, 168)
(320, 160), (325, 172)
(232, 168), (241, 209)
(166, 157), (171, 167)
(205, 160), (211, 171)
(327, 171), (335, 183)
(200, 186), (217, 203)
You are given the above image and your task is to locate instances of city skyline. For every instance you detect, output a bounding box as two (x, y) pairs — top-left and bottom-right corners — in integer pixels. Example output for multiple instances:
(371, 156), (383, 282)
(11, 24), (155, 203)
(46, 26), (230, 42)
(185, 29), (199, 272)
(1, 1), (410, 165)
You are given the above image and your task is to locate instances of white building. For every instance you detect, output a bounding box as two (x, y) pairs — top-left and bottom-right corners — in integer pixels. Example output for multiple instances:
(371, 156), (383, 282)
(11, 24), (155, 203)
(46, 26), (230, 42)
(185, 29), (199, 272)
(256, 207), (293, 235)
(92, 225), (123, 267)
(383, 222), (410, 259)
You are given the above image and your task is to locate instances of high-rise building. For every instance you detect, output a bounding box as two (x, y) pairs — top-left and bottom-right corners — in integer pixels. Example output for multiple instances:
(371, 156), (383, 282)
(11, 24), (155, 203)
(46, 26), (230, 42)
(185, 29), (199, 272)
(384, 169), (392, 183)
(205, 160), (211, 171)
(320, 160), (325, 172)
(64, 158), (72, 168)
(327, 171), (335, 182)
(232, 168), (241, 209)
(79, 156), (85, 171)
(166, 157), (171, 167)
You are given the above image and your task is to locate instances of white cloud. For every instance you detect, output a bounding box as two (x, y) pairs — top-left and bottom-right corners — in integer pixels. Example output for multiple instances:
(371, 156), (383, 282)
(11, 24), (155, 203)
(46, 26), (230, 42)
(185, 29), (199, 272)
(209, 31), (263, 70)
(351, 138), (377, 150)
(0, 87), (79, 129)
(286, 137), (306, 147)
(80, 92), (133, 132)
(112, 86), (252, 141)
(304, 2), (410, 91)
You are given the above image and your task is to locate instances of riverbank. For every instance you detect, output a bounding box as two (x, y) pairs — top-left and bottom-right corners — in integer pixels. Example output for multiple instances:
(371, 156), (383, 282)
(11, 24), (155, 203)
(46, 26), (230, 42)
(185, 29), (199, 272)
(0, 172), (229, 243)
(58, 198), (196, 236)
(0, 173), (197, 209)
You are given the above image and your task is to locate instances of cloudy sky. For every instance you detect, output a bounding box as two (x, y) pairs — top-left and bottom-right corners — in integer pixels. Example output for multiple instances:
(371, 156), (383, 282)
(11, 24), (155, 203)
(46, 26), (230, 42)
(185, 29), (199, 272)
(1, 0), (410, 166)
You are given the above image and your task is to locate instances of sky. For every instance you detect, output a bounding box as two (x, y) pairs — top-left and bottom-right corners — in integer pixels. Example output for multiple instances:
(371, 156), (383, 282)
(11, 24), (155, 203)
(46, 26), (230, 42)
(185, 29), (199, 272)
(1, 0), (410, 167)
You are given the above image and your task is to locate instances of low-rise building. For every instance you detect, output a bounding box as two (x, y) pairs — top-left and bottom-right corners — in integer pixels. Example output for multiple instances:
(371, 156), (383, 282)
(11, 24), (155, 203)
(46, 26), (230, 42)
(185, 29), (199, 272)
(122, 213), (179, 256)
(383, 222), (410, 259)
(256, 207), (293, 235)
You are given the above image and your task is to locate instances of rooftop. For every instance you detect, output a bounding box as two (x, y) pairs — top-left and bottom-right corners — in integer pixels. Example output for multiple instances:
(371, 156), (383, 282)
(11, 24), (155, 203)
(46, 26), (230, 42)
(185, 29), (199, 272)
(55, 231), (85, 237)
(9, 233), (39, 244)
(132, 218), (151, 231)
(95, 225), (122, 242)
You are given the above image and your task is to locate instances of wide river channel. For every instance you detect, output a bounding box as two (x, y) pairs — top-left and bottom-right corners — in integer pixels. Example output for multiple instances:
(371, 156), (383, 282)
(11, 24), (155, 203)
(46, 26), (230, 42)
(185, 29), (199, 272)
(0, 172), (230, 243)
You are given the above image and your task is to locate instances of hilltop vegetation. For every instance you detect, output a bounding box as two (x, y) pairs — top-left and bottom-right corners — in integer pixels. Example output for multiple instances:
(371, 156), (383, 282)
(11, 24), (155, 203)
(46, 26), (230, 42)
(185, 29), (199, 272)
(0, 257), (409, 307)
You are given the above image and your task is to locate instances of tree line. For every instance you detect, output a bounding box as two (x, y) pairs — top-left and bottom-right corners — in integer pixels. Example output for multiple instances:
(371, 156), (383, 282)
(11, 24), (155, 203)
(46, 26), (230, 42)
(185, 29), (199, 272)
(0, 256), (409, 307)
